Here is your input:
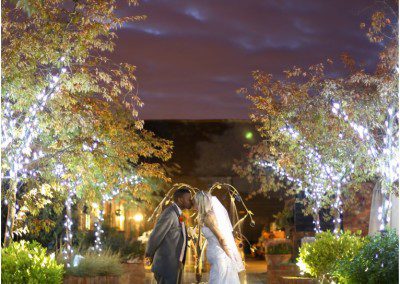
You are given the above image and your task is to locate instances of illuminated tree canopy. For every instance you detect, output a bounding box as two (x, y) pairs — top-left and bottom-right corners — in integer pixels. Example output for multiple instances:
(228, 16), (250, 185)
(236, 6), (398, 232)
(1, 0), (172, 248)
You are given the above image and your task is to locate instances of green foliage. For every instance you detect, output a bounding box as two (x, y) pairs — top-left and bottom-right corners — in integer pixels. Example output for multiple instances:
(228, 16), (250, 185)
(1, 240), (64, 284)
(335, 230), (399, 284)
(2, 0), (172, 242)
(273, 204), (294, 230)
(66, 250), (124, 277)
(236, 6), (399, 225)
(23, 212), (64, 250)
(266, 243), (292, 255)
(297, 231), (365, 282)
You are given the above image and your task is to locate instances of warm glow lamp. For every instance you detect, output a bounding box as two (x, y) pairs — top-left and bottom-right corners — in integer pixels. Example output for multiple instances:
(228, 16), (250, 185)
(133, 213), (144, 222)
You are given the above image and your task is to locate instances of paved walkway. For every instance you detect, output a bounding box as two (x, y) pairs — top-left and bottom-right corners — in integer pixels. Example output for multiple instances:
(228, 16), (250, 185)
(241, 259), (268, 284)
(121, 259), (268, 284)
(64, 259), (316, 283)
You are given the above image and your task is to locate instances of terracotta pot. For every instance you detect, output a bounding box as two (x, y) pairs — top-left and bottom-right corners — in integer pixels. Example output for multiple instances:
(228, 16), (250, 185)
(265, 254), (292, 267)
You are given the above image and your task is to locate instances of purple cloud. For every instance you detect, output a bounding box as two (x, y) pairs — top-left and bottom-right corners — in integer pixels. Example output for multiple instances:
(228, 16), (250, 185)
(113, 0), (380, 119)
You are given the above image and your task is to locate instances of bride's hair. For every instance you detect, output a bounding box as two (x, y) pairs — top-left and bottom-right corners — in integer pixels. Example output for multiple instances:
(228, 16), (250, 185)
(194, 191), (213, 223)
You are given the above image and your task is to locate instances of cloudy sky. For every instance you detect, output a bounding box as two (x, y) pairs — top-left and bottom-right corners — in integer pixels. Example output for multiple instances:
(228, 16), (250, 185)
(114, 0), (380, 119)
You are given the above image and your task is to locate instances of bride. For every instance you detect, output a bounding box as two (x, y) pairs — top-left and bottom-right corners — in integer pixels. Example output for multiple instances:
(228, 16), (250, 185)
(193, 191), (245, 284)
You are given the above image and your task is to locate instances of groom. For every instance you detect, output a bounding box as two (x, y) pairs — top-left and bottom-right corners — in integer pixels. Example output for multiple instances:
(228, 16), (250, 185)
(145, 188), (192, 284)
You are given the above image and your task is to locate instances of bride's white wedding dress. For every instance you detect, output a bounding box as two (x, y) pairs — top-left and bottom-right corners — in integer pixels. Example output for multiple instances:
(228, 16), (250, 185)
(201, 196), (245, 284)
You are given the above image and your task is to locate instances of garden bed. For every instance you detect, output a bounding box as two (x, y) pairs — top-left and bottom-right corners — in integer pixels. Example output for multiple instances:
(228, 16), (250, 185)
(64, 264), (146, 284)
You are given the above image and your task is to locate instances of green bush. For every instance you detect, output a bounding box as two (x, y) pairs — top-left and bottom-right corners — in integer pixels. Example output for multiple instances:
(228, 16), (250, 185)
(66, 250), (124, 277)
(335, 230), (399, 284)
(297, 231), (365, 282)
(2, 240), (64, 284)
(266, 243), (292, 254)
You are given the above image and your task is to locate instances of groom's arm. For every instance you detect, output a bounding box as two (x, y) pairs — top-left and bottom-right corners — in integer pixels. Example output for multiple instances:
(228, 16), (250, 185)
(145, 208), (175, 258)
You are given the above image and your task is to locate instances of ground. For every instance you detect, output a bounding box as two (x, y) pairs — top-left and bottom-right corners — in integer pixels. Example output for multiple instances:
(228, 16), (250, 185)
(63, 258), (316, 283)
(118, 258), (315, 284)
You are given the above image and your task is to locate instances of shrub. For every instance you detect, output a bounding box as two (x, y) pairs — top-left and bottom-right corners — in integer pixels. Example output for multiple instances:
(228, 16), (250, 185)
(66, 250), (124, 277)
(335, 230), (399, 284)
(2, 240), (64, 284)
(266, 243), (292, 254)
(297, 231), (365, 282)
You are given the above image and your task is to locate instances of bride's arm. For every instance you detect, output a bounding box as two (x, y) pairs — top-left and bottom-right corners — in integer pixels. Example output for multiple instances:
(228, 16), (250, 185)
(204, 212), (232, 259)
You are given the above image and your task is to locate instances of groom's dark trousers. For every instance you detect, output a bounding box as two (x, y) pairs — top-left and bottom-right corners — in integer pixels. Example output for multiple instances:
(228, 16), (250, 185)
(154, 263), (183, 284)
(146, 205), (187, 284)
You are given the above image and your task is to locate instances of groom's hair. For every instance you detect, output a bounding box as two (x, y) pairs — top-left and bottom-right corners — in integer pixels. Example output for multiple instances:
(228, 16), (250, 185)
(173, 187), (191, 201)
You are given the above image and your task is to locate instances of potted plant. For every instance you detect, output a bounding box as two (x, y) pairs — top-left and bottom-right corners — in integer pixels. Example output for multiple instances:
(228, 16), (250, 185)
(265, 241), (292, 267)
(272, 199), (294, 238)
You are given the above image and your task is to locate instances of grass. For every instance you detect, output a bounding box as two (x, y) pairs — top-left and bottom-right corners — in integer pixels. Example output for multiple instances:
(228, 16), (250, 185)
(66, 250), (124, 277)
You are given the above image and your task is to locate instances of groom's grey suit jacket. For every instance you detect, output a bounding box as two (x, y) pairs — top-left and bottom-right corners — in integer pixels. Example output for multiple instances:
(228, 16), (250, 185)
(145, 204), (187, 282)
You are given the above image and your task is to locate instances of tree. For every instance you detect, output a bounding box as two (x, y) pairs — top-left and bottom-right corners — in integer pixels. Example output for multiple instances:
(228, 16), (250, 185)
(237, 4), (398, 232)
(2, 0), (173, 247)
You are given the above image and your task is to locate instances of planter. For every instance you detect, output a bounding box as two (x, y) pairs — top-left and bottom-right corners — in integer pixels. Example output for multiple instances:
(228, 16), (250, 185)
(265, 254), (292, 267)
(63, 275), (120, 284)
(121, 263), (146, 283)
(272, 230), (286, 239)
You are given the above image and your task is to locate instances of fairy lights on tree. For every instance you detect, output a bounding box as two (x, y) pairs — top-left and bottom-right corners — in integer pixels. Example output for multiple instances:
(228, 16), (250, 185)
(63, 181), (78, 266)
(92, 174), (142, 253)
(2, 59), (67, 246)
(331, 100), (399, 230)
(236, 5), (398, 236)
(53, 163), (82, 266)
(2, 1), (172, 248)
(255, 123), (354, 233)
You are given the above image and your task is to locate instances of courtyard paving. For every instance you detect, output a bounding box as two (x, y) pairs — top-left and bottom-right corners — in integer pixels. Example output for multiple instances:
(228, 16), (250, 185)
(122, 259), (268, 284)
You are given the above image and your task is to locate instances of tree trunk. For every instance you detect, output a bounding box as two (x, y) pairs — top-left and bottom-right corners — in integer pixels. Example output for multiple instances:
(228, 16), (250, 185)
(333, 208), (341, 234)
(380, 182), (390, 230)
(65, 200), (73, 263)
(333, 188), (342, 234)
(64, 188), (75, 266)
(4, 180), (17, 247)
(313, 206), (321, 233)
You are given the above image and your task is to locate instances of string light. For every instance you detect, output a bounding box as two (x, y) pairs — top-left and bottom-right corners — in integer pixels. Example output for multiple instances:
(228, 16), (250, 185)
(332, 101), (399, 230)
(1, 57), (68, 243)
(53, 164), (79, 266)
(257, 124), (353, 233)
(93, 174), (142, 253)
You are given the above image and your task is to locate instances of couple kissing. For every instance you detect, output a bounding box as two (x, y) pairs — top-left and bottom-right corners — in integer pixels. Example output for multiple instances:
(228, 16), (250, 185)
(145, 188), (244, 284)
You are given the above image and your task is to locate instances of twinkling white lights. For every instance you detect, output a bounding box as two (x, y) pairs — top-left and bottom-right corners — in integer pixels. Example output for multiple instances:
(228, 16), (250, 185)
(332, 101), (399, 230)
(257, 124), (353, 234)
(93, 174), (142, 253)
(54, 164), (81, 266)
(1, 58), (67, 244)
(94, 209), (104, 253)
(257, 159), (324, 233)
(63, 184), (76, 267)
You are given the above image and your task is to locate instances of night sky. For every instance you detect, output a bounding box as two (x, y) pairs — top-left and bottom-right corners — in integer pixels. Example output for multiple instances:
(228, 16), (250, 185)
(115, 0), (379, 119)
